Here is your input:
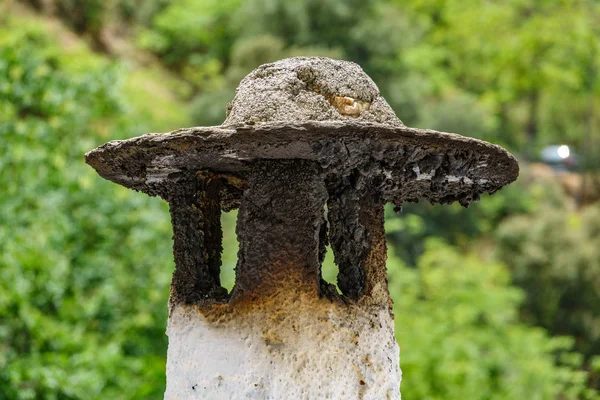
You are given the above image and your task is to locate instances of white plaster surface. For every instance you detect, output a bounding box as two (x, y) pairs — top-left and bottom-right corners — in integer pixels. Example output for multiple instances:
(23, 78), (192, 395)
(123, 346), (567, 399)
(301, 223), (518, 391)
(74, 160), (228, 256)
(165, 294), (400, 400)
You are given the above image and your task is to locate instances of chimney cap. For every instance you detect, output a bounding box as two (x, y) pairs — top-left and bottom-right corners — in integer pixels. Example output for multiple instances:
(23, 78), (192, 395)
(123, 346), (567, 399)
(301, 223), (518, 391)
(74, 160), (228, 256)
(86, 57), (518, 208)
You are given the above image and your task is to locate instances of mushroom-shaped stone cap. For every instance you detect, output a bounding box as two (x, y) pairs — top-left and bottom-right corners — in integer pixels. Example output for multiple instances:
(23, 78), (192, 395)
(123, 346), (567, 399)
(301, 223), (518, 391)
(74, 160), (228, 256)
(86, 57), (519, 207)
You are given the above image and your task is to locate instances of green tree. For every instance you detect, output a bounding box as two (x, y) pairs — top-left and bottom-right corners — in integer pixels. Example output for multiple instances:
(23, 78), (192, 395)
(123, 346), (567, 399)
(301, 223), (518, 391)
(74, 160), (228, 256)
(398, 0), (600, 154)
(390, 239), (599, 400)
(0, 20), (177, 398)
(137, 0), (242, 90)
(496, 204), (600, 358)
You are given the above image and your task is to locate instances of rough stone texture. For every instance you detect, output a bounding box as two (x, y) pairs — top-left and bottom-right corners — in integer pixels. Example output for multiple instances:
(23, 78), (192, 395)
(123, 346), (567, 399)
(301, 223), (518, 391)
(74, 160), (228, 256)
(166, 173), (227, 304)
(85, 122), (518, 210)
(327, 177), (389, 303)
(85, 57), (518, 210)
(165, 297), (400, 400)
(162, 161), (399, 400)
(231, 160), (327, 300)
(224, 57), (403, 127)
(84, 57), (521, 400)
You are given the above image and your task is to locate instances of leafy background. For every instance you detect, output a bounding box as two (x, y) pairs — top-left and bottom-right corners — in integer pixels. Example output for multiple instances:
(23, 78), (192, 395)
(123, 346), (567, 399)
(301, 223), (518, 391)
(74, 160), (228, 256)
(1, 0), (599, 398)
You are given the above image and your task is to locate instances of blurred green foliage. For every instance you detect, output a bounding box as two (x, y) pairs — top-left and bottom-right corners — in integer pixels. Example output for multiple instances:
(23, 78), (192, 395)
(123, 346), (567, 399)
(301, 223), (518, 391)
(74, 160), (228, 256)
(385, 179), (537, 266)
(1, 0), (600, 398)
(0, 19), (175, 398)
(497, 204), (600, 357)
(390, 239), (599, 400)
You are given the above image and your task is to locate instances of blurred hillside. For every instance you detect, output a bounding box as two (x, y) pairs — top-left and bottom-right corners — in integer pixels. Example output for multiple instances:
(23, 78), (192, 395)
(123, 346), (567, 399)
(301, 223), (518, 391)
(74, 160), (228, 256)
(1, 0), (599, 399)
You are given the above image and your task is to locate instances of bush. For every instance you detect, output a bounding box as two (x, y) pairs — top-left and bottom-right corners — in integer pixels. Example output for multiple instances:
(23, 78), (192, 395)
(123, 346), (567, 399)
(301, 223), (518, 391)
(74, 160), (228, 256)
(0, 21), (175, 398)
(496, 204), (600, 357)
(389, 239), (598, 399)
(137, 0), (241, 90)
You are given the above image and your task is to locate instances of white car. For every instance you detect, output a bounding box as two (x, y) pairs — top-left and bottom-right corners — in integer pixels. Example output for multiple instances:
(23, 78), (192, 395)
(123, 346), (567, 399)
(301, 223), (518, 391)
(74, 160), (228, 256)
(540, 145), (579, 171)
